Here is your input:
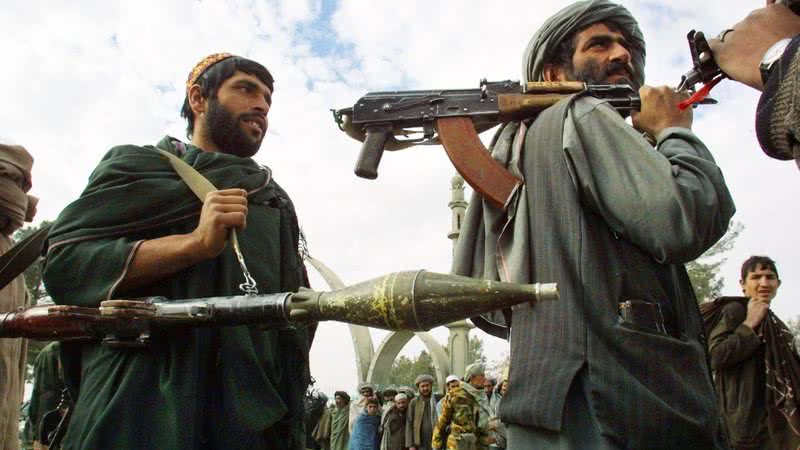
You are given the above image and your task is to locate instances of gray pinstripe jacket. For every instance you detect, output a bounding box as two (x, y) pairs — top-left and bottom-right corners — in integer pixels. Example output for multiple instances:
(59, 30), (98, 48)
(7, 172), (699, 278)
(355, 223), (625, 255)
(454, 95), (735, 449)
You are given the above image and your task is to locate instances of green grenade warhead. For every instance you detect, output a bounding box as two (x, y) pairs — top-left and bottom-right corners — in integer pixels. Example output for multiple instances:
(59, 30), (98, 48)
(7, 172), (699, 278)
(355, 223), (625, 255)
(288, 270), (558, 331)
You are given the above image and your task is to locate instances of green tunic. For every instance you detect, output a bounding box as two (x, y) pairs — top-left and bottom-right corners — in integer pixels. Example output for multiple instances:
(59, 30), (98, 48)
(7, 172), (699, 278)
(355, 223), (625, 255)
(42, 137), (312, 449)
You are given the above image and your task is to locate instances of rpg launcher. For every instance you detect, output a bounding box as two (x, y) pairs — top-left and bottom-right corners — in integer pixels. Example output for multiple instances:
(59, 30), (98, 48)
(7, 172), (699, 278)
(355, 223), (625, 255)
(334, 80), (648, 210)
(0, 270), (557, 348)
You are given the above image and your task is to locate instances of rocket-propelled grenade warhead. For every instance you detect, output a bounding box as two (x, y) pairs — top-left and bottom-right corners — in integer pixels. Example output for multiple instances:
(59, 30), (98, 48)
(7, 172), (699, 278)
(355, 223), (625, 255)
(0, 270), (557, 346)
(289, 270), (558, 331)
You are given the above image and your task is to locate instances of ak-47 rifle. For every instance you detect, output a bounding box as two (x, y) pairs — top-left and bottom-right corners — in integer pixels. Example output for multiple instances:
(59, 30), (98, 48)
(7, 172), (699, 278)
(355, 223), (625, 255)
(333, 80), (645, 209)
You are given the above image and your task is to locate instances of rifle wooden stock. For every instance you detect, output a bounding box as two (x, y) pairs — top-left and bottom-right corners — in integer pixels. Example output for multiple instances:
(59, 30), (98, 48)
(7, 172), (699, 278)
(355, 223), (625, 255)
(436, 117), (522, 209)
(497, 93), (567, 122)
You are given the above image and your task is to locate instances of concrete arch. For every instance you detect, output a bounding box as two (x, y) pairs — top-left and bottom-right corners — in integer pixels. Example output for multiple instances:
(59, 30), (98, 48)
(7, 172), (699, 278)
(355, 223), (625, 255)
(367, 331), (449, 389)
(304, 256), (374, 383)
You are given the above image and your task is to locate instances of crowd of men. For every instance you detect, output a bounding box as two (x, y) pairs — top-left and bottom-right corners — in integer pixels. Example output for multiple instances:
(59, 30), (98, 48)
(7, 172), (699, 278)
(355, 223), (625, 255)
(308, 363), (508, 450)
(1, 0), (799, 448)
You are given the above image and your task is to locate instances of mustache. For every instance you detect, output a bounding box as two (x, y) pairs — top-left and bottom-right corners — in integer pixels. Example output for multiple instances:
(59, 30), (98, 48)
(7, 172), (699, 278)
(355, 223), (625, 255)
(238, 112), (264, 122)
(604, 61), (635, 81)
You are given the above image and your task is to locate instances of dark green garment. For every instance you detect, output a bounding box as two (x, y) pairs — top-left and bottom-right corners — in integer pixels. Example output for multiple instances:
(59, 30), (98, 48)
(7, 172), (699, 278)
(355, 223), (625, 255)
(28, 341), (64, 442)
(709, 301), (773, 449)
(42, 137), (312, 450)
(331, 405), (350, 450)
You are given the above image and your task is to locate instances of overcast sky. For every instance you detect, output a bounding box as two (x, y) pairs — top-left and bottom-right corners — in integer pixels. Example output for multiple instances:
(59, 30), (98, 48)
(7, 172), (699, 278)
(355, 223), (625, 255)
(2, 0), (797, 396)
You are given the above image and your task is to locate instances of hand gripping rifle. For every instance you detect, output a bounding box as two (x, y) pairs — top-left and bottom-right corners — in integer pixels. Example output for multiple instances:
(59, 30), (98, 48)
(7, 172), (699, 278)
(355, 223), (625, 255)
(677, 0), (800, 104)
(0, 270), (557, 348)
(333, 80), (646, 209)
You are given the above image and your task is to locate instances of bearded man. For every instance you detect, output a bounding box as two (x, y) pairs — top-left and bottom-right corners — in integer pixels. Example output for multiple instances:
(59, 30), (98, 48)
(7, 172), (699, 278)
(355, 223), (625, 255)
(42, 54), (313, 449)
(316, 391), (351, 450)
(380, 393), (408, 450)
(453, 1), (735, 448)
(405, 374), (437, 450)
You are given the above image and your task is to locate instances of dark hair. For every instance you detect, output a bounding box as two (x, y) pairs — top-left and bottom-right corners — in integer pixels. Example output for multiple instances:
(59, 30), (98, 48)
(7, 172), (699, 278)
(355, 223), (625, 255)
(366, 397), (380, 407)
(382, 388), (398, 398)
(181, 56), (274, 138)
(740, 255), (779, 281)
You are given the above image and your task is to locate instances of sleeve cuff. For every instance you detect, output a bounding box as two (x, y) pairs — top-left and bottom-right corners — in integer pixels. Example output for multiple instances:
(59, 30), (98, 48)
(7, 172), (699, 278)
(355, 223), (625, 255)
(655, 127), (696, 144)
(735, 323), (761, 342)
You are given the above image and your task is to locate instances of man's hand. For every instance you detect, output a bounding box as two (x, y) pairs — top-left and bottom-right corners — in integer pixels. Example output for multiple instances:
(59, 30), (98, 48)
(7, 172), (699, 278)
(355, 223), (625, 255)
(190, 189), (248, 259)
(709, 4), (800, 90)
(743, 299), (770, 330)
(632, 86), (692, 138)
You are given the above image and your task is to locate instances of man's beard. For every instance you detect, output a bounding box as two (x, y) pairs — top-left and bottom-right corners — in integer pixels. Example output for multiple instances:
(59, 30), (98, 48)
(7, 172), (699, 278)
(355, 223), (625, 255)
(205, 98), (263, 158)
(566, 59), (639, 90)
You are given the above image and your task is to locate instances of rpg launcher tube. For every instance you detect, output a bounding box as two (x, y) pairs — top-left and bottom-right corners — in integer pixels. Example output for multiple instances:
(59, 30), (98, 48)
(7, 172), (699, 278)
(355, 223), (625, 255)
(0, 270), (558, 343)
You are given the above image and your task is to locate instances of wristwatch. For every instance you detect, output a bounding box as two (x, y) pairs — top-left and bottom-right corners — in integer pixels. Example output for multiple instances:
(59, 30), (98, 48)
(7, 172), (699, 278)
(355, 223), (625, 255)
(760, 38), (793, 86)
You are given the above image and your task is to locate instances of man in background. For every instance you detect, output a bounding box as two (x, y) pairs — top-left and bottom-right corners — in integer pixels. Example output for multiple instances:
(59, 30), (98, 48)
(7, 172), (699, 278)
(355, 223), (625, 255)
(708, 256), (795, 449)
(351, 383), (376, 432)
(380, 393), (408, 450)
(406, 374), (437, 450)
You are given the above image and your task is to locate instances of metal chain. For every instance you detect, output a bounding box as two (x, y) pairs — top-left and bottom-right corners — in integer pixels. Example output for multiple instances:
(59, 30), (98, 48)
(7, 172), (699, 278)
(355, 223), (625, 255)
(231, 230), (258, 296)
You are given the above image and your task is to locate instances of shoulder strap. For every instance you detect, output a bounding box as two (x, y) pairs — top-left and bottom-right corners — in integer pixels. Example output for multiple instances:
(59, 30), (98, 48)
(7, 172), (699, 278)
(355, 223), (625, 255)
(155, 148), (258, 295)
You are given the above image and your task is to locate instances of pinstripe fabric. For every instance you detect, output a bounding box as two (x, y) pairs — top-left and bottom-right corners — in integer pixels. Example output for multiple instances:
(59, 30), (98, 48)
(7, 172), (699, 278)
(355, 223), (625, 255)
(453, 96), (734, 449)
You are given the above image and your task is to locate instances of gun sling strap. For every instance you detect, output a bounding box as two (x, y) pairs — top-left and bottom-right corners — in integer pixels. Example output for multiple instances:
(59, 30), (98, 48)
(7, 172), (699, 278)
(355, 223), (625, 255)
(0, 223), (51, 291)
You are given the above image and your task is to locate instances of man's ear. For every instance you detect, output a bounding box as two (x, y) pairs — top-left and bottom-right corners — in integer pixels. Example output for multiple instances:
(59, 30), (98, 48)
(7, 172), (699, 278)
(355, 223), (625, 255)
(543, 64), (566, 82)
(188, 85), (206, 115)
(739, 279), (746, 293)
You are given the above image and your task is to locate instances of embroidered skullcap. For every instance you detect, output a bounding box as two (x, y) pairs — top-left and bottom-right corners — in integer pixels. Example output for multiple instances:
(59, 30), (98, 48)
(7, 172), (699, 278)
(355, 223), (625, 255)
(415, 374), (434, 386)
(521, 0), (645, 88)
(186, 52), (235, 93)
(394, 393), (408, 402)
(463, 363), (486, 382)
(445, 374), (459, 384)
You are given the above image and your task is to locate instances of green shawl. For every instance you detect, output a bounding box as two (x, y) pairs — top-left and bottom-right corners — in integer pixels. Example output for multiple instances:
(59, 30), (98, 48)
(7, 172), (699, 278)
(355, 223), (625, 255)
(330, 404), (350, 450)
(42, 137), (312, 449)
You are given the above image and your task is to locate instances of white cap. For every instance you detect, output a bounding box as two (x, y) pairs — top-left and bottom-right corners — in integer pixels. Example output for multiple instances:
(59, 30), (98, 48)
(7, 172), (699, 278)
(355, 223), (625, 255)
(445, 374), (459, 383)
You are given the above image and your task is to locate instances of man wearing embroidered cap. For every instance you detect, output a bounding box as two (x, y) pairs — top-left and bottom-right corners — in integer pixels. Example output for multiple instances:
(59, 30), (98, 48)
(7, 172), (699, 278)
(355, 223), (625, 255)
(42, 53), (312, 449)
(453, 1), (735, 448)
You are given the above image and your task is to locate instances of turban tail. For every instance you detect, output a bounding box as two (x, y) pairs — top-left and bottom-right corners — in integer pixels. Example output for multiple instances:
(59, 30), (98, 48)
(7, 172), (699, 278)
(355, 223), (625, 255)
(522, 0), (645, 87)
